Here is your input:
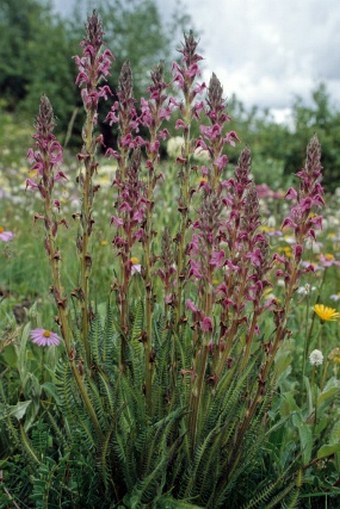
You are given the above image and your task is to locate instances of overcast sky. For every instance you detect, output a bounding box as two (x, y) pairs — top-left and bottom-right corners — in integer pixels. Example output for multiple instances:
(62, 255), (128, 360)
(52, 0), (340, 121)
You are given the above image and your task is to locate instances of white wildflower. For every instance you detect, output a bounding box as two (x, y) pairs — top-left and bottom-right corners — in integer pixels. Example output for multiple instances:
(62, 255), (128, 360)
(267, 215), (276, 228)
(305, 239), (322, 254)
(297, 283), (316, 296)
(193, 146), (210, 162)
(131, 264), (141, 275)
(167, 136), (185, 159)
(309, 349), (324, 367)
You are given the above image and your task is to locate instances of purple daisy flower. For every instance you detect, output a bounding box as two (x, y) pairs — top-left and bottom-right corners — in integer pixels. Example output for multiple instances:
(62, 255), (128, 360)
(0, 226), (14, 242)
(30, 328), (61, 347)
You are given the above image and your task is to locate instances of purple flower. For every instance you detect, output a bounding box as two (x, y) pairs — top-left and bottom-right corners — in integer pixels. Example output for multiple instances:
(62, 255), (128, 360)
(186, 299), (198, 313)
(74, 11), (114, 112)
(189, 259), (203, 279)
(281, 135), (324, 242)
(175, 119), (188, 130)
(172, 32), (204, 108)
(31, 328), (61, 347)
(210, 250), (225, 268)
(319, 254), (340, 267)
(224, 130), (240, 147)
(200, 316), (213, 333)
(285, 187), (298, 200)
(215, 154), (229, 172)
(0, 226), (14, 242)
(27, 96), (65, 197)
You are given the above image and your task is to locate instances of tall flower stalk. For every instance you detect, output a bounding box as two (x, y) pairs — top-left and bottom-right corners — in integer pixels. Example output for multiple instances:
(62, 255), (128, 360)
(111, 147), (147, 369)
(74, 11), (113, 364)
(185, 73), (243, 444)
(27, 96), (102, 435)
(187, 192), (222, 445)
(214, 150), (270, 378)
(227, 135), (325, 477)
(198, 72), (238, 192)
(139, 64), (170, 404)
(106, 62), (145, 369)
(27, 96), (70, 350)
(172, 31), (205, 329)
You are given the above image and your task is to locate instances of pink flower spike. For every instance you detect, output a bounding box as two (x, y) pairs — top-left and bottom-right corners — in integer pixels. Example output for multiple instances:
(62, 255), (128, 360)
(30, 328), (61, 347)
(0, 226), (14, 242)
(210, 250), (225, 268)
(175, 119), (187, 130)
(25, 178), (39, 190)
(186, 299), (198, 313)
(200, 316), (213, 333)
(224, 130), (240, 147)
(285, 187), (298, 200)
(111, 215), (124, 227)
(215, 154), (228, 172)
(105, 148), (120, 160)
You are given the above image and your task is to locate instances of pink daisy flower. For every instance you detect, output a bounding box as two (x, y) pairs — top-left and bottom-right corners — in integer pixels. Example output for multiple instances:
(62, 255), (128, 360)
(30, 328), (61, 347)
(0, 226), (14, 242)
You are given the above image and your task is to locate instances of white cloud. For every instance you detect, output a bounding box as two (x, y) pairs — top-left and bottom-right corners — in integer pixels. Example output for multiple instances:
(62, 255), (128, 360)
(51, 0), (340, 113)
(168, 0), (340, 111)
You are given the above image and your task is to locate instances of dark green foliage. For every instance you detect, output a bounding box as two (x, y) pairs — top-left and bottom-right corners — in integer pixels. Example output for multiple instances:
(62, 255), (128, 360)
(0, 0), (78, 133)
(228, 83), (340, 191)
(2, 297), (340, 507)
(0, 0), (190, 143)
(284, 84), (340, 191)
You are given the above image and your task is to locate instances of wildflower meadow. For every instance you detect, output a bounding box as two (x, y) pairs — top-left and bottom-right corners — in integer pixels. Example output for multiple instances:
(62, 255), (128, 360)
(0, 10), (340, 509)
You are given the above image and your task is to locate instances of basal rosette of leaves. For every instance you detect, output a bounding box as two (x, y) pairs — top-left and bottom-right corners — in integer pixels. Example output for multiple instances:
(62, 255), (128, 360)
(1, 11), (340, 509)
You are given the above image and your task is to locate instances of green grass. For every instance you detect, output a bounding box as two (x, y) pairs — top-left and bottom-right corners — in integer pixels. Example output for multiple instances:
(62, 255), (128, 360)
(1, 154), (340, 507)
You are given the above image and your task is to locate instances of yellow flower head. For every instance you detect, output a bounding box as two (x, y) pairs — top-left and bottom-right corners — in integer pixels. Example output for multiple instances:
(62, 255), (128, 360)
(212, 277), (221, 286)
(313, 304), (340, 322)
(260, 225), (275, 233)
(28, 169), (38, 178)
(130, 257), (140, 265)
(328, 347), (340, 364)
(278, 246), (292, 258)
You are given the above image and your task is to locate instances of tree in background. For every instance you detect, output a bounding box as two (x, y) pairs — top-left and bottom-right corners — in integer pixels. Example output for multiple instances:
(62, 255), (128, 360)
(70, 0), (190, 95)
(228, 84), (340, 191)
(286, 83), (340, 191)
(0, 0), (77, 130)
(69, 0), (190, 146)
(0, 0), (190, 143)
(0, 1), (339, 190)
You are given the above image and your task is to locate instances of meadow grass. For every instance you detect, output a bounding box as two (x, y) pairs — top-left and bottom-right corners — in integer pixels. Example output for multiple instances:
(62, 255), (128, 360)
(0, 13), (340, 508)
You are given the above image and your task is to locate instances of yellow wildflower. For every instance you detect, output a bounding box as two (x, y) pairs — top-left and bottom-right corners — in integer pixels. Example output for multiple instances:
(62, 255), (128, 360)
(313, 304), (340, 322)
(308, 212), (317, 219)
(323, 253), (335, 261)
(328, 348), (340, 364)
(28, 169), (38, 178)
(278, 246), (292, 258)
(130, 257), (140, 265)
(259, 225), (275, 233)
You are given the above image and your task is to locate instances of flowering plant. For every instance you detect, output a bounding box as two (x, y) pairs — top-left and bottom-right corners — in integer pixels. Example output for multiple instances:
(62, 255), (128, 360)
(1, 11), (339, 509)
